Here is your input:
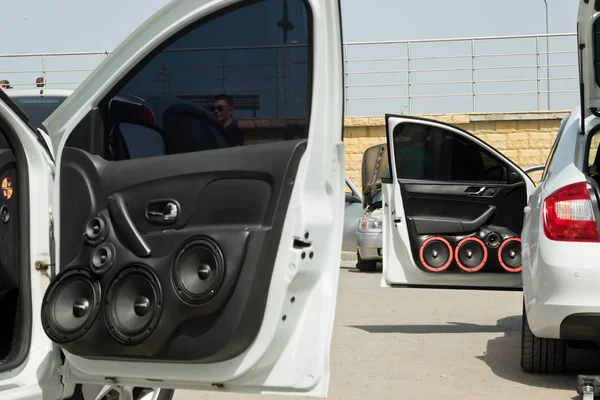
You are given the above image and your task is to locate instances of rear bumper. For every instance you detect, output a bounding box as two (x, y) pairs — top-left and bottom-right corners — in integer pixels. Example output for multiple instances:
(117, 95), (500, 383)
(357, 230), (382, 260)
(560, 314), (600, 340)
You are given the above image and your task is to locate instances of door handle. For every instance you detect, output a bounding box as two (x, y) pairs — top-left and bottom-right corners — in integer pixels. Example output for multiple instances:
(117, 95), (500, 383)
(145, 199), (180, 224)
(465, 186), (486, 196)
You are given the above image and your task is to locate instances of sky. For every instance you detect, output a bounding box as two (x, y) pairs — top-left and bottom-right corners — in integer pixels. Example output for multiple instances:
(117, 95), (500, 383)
(0, 0), (581, 116)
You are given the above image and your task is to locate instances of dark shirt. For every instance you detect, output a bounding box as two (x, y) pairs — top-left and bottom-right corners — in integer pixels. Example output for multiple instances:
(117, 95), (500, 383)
(225, 121), (244, 146)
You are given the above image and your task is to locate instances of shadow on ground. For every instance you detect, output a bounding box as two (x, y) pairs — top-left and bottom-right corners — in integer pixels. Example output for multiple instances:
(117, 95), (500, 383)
(350, 315), (600, 393)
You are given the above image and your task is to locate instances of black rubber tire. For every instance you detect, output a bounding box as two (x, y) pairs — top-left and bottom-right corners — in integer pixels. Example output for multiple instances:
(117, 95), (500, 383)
(521, 301), (567, 373)
(356, 251), (378, 272)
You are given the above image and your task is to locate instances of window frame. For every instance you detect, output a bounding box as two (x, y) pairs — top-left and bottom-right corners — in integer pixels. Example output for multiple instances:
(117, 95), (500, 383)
(541, 114), (569, 182)
(95, 0), (315, 162)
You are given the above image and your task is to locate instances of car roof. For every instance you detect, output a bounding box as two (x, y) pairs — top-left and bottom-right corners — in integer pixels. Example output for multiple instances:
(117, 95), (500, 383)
(4, 88), (74, 98)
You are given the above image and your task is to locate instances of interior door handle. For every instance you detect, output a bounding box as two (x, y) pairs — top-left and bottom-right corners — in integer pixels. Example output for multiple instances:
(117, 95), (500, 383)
(466, 186), (486, 196)
(108, 193), (151, 258)
(145, 199), (180, 224)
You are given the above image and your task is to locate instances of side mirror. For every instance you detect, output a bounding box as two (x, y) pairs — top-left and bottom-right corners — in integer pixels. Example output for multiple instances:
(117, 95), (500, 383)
(113, 122), (167, 159)
(345, 192), (362, 204)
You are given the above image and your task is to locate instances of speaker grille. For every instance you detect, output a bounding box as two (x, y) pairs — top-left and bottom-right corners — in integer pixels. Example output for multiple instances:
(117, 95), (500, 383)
(90, 242), (116, 275)
(172, 237), (225, 304)
(42, 268), (100, 344)
(105, 266), (162, 345)
(455, 237), (488, 273)
(418, 236), (453, 272)
(498, 238), (522, 273)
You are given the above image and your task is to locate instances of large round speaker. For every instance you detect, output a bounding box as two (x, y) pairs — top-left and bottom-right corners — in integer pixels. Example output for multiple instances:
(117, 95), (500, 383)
(172, 237), (225, 304)
(455, 237), (488, 273)
(418, 236), (453, 272)
(498, 238), (522, 273)
(84, 214), (109, 245)
(90, 242), (116, 275)
(42, 268), (100, 344)
(105, 266), (162, 344)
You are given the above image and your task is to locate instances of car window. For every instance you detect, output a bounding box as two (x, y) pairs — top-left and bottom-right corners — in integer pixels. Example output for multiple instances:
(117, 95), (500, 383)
(99, 0), (311, 162)
(10, 95), (67, 130)
(391, 122), (508, 183)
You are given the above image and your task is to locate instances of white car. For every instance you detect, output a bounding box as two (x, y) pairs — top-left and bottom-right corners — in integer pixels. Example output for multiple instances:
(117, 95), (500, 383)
(0, 0), (344, 399)
(378, 0), (600, 376)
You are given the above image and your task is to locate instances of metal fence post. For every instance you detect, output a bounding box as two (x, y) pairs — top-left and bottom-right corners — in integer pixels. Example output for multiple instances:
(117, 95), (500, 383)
(343, 43), (349, 115)
(471, 39), (476, 112)
(407, 42), (412, 114)
(536, 36), (541, 111)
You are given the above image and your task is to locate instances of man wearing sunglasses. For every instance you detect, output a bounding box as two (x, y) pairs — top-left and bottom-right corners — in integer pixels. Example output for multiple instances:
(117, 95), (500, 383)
(211, 94), (244, 146)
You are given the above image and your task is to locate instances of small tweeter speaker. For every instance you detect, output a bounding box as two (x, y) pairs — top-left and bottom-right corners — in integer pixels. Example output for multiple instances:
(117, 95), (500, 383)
(172, 237), (225, 304)
(418, 236), (453, 272)
(84, 214), (109, 246)
(105, 266), (162, 345)
(42, 268), (101, 344)
(90, 242), (116, 275)
(455, 237), (488, 273)
(498, 237), (523, 273)
(485, 232), (502, 249)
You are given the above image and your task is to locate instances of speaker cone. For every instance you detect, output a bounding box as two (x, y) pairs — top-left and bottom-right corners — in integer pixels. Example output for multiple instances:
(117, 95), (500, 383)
(418, 236), (453, 272)
(498, 237), (522, 272)
(42, 268), (100, 344)
(455, 237), (488, 273)
(84, 214), (109, 245)
(485, 232), (502, 248)
(105, 266), (162, 344)
(172, 237), (225, 304)
(90, 242), (116, 275)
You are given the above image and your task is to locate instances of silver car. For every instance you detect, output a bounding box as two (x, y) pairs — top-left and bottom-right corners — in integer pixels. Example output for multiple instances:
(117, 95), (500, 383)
(356, 190), (383, 271)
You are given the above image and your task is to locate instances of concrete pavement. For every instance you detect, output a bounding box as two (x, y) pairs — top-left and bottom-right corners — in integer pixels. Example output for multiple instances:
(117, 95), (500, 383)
(174, 256), (600, 400)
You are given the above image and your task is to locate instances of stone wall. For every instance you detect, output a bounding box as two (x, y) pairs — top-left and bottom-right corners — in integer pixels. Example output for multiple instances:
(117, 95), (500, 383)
(343, 111), (571, 188)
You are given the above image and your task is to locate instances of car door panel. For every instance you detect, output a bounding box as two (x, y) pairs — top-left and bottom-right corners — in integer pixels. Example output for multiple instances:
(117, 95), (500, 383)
(382, 114), (535, 289)
(52, 141), (305, 362)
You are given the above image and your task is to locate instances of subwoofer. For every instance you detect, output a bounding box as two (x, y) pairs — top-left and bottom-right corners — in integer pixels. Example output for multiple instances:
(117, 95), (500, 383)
(455, 237), (488, 273)
(42, 268), (100, 343)
(418, 236), (453, 272)
(84, 214), (109, 246)
(105, 266), (162, 344)
(172, 237), (225, 304)
(90, 242), (116, 275)
(498, 237), (522, 272)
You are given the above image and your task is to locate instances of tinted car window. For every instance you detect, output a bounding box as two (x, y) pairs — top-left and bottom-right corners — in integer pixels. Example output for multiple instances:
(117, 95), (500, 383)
(392, 122), (507, 182)
(11, 96), (67, 130)
(102, 0), (311, 161)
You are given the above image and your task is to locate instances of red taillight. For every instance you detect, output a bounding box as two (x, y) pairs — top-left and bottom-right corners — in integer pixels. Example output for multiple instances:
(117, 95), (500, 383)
(139, 105), (155, 125)
(543, 181), (600, 242)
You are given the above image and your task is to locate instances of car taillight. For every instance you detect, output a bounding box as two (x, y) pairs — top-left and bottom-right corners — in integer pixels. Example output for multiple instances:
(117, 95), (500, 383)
(543, 181), (600, 242)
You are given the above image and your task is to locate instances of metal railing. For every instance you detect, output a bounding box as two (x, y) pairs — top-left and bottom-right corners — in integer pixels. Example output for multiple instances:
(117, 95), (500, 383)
(0, 33), (580, 116)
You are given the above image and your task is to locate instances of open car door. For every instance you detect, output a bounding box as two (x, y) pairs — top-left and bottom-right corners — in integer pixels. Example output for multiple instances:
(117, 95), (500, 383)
(381, 114), (536, 290)
(39, 0), (344, 397)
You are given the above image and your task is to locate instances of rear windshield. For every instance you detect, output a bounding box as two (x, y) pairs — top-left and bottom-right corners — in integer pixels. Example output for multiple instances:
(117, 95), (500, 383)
(10, 96), (67, 130)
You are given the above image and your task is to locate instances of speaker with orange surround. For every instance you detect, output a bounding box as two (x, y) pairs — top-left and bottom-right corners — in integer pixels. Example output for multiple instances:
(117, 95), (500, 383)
(498, 237), (522, 273)
(418, 236), (453, 272)
(455, 237), (488, 273)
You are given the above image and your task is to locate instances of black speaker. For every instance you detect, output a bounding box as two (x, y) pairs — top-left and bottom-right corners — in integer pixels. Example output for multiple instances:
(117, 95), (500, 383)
(485, 232), (502, 249)
(418, 236), (453, 272)
(498, 238), (522, 273)
(105, 266), (162, 345)
(90, 242), (116, 275)
(84, 214), (109, 245)
(172, 237), (225, 304)
(42, 268), (100, 343)
(455, 237), (488, 273)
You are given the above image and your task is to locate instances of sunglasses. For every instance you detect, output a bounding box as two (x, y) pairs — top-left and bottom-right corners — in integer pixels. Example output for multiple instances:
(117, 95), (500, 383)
(211, 105), (224, 112)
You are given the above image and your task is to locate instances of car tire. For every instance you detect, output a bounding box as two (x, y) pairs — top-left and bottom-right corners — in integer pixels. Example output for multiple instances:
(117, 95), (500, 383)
(356, 251), (378, 272)
(521, 301), (566, 373)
